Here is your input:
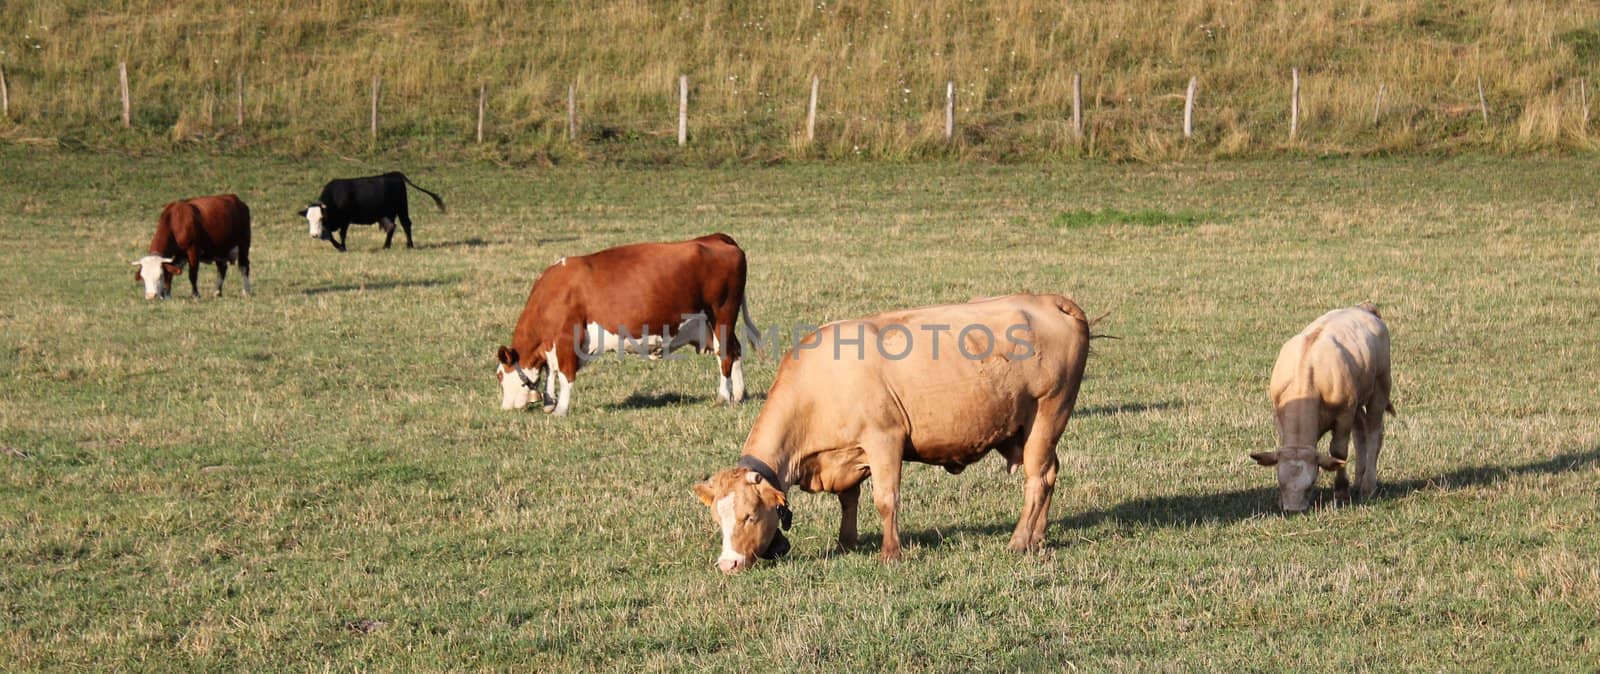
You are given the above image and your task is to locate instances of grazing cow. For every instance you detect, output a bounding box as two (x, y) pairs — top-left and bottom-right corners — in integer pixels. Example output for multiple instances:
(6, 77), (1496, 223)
(1251, 302), (1394, 512)
(494, 233), (762, 416)
(132, 194), (251, 301)
(299, 172), (445, 251)
(692, 293), (1091, 573)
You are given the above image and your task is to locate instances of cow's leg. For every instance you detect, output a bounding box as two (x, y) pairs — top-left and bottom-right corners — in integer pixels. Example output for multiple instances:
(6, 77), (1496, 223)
(1329, 418), (1354, 505)
(331, 226), (347, 252)
(712, 314), (744, 404)
(238, 247), (252, 297)
(551, 370), (573, 416)
(836, 484), (861, 553)
(380, 217), (397, 249)
(542, 365), (557, 413)
(1010, 409), (1066, 552)
(548, 343), (577, 416)
(213, 260), (227, 297)
(398, 208), (414, 248)
(863, 433), (906, 562)
(1357, 399), (1387, 499)
(186, 254), (201, 299)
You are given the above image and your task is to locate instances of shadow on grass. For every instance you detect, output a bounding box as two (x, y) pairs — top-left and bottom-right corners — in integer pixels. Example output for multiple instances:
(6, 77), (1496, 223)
(301, 278), (457, 296)
(411, 237), (504, 250)
(1075, 399), (1184, 418)
(881, 445), (1600, 551)
(602, 389), (767, 410)
(603, 391), (711, 410)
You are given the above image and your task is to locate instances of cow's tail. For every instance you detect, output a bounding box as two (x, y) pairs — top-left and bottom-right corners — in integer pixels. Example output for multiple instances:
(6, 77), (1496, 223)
(739, 294), (764, 352)
(401, 174), (447, 213)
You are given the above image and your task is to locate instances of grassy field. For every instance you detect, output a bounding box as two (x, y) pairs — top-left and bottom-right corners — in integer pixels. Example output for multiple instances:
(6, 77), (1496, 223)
(3, 1), (1600, 161)
(1, 149), (1598, 670)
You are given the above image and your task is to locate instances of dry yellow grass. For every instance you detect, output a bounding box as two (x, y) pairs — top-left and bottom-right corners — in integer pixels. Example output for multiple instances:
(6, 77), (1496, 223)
(1, 0), (1598, 160)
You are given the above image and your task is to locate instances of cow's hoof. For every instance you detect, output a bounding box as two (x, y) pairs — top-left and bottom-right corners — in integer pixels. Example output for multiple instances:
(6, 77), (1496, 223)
(879, 550), (903, 564)
(1332, 489), (1352, 506)
(542, 404), (556, 414)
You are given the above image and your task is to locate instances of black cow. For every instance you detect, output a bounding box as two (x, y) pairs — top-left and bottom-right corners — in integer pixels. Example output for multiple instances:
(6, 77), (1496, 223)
(299, 172), (445, 251)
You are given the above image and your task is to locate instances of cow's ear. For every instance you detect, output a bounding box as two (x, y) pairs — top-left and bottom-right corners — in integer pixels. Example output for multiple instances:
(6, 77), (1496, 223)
(1249, 451), (1280, 466)
(497, 346), (518, 366)
(757, 481), (786, 508)
(162, 263), (182, 276)
(693, 482), (717, 506)
(1317, 454), (1347, 472)
(134, 268), (143, 281)
(297, 207), (307, 217)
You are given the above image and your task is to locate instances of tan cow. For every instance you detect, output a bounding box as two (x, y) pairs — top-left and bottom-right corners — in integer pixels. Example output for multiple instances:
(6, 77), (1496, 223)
(1251, 302), (1393, 512)
(692, 293), (1091, 573)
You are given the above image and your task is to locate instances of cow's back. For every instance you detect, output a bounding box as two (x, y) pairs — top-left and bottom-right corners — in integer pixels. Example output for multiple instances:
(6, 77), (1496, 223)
(1271, 307), (1389, 414)
(563, 235), (747, 324)
(186, 194), (251, 251)
(778, 293), (1089, 459)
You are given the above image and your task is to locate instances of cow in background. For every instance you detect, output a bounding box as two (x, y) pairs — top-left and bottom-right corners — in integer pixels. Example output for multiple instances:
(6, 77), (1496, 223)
(300, 171), (445, 251)
(1251, 302), (1394, 512)
(495, 233), (762, 416)
(133, 194), (251, 300)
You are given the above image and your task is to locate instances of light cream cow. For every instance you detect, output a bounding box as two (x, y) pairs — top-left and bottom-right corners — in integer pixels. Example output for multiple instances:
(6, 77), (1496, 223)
(1251, 302), (1394, 511)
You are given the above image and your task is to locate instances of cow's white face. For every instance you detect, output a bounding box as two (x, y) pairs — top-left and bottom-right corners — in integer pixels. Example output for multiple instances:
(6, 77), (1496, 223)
(1249, 447), (1345, 512)
(497, 363), (534, 410)
(132, 255), (176, 300)
(304, 205), (324, 239)
(693, 469), (790, 574)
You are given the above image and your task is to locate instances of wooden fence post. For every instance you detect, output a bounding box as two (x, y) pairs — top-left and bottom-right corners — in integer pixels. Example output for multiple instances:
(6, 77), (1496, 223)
(370, 74), (380, 140)
(476, 83), (486, 143)
(678, 74), (688, 146)
(806, 74), (818, 144)
(1, 63), (9, 119)
(120, 62), (131, 128)
(1289, 67), (1300, 140)
(945, 80), (955, 140)
(235, 71), (244, 126)
(1581, 79), (1589, 127)
(1183, 76), (1197, 138)
(1476, 76), (1489, 124)
(1072, 72), (1083, 141)
(567, 83), (578, 141)
(1373, 83), (1385, 126)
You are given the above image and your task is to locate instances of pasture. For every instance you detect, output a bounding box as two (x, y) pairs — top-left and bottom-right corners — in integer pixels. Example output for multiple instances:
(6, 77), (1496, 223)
(1, 149), (1598, 670)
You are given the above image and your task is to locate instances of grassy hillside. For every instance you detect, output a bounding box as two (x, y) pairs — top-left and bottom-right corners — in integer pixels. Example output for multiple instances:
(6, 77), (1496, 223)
(2, 150), (1598, 669)
(2, 1), (1600, 162)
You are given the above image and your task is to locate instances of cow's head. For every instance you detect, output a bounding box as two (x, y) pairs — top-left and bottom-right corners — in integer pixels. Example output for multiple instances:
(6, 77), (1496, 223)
(693, 468), (791, 573)
(299, 203), (327, 240)
(495, 346), (543, 410)
(1249, 446), (1345, 512)
(131, 255), (181, 300)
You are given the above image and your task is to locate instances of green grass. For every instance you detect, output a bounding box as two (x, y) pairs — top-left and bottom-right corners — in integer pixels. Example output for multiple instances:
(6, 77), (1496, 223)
(1053, 208), (1220, 229)
(1, 149), (1598, 670)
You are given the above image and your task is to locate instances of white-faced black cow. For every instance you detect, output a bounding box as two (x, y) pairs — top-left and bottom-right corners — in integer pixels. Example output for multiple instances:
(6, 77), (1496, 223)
(299, 172), (445, 251)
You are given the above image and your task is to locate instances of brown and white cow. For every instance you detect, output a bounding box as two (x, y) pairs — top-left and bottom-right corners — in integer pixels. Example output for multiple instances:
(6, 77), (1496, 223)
(1251, 302), (1394, 512)
(132, 194), (252, 300)
(494, 233), (761, 416)
(692, 293), (1091, 573)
